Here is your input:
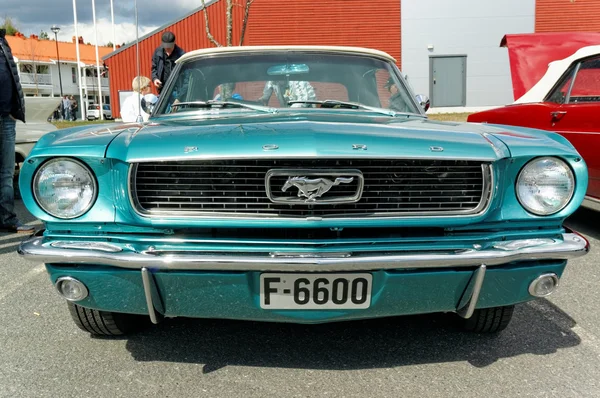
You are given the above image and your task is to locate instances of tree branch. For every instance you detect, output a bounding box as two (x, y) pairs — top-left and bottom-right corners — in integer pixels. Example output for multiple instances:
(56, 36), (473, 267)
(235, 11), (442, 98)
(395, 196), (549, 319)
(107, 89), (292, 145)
(239, 0), (254, 46)
(226, 0), (233, 47)
(201, 0), (222, 47)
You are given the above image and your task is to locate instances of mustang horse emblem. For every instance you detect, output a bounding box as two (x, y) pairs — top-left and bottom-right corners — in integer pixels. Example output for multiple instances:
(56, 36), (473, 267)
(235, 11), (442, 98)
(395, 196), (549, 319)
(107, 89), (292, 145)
(282, 176), (354, 202)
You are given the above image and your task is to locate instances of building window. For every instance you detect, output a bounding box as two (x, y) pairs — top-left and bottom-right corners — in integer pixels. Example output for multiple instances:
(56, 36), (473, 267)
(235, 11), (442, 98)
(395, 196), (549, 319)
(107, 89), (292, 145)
(19, 64), (49, 74)
(20, 64), (34, 73)
(72, 67), (77, 84)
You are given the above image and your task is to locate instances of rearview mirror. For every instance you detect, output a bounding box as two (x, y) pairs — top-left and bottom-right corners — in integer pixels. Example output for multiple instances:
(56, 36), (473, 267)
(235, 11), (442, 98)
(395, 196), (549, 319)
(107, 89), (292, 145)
(140, 93), (159, 117)
(267, 64), (310, 76)
(415, 94), (430, 112)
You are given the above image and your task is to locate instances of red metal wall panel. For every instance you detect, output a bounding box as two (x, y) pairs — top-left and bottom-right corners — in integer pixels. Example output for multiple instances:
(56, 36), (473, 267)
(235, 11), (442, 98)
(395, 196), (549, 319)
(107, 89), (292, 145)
(536, 0), (600, 32)
(245, 0), (401, 64)
(105, 0), (401, 118)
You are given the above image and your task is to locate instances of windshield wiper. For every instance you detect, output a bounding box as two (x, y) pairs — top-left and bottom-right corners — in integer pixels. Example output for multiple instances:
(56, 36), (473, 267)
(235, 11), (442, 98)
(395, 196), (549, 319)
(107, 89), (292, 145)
(287, 99), (417, 117)
(171, 100), (278, 114)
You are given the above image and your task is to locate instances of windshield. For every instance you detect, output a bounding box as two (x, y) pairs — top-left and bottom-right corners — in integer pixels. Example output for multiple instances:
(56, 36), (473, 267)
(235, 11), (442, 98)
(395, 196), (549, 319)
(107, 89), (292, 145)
(155, 52), (421, 116)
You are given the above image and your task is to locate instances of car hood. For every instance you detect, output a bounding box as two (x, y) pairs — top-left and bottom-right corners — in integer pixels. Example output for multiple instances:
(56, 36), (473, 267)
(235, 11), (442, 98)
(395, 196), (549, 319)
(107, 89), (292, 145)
(30, 123), (143, 158)
(500, 32), (600, 101)
(105, 113), (509, 162)
(32, 113), (576, 162)
(16, 97), (62, 143)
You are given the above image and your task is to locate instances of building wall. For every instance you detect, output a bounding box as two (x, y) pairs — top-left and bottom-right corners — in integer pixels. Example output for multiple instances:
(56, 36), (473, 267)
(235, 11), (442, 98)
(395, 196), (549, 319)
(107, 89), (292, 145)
(402, 0), (535, 108)
(18, 62), (109, 99)
(245, 0), (401, 64)
(104, 0), (401, 118)
(536, 0), (600, 32)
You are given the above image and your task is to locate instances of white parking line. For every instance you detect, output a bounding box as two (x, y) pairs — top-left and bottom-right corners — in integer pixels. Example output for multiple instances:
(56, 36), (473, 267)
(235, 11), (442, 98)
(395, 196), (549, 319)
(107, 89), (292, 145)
(0, 264), (45, 303)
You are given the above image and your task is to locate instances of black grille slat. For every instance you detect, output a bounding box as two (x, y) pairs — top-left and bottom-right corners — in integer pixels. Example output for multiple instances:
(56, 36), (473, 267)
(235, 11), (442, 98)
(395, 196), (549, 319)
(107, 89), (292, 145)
(132, 159), (490, 217)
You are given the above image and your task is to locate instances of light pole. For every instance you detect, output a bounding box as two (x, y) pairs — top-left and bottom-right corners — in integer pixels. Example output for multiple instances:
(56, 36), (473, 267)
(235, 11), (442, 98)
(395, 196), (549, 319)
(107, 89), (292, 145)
(50, 25), (64, 98)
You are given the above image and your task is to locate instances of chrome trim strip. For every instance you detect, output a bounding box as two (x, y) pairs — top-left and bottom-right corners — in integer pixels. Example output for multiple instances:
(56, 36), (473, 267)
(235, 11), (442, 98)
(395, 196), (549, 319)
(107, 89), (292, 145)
(127, 155), (498, 163)
(50, 241), (122, 253)
(270, 251), (352, 258)
(456, 264), (486, 319)
(141, 267), (159, 324)
(127, 162), (494, 220)
(581, 196), (600, 212)
(18, 232), (588, 272)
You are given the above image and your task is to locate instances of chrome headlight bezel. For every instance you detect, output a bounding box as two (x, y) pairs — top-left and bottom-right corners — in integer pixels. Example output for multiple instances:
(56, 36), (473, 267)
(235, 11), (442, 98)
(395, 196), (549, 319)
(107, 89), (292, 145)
(32, 157), (98, 219)
(516, 156), (575, 216)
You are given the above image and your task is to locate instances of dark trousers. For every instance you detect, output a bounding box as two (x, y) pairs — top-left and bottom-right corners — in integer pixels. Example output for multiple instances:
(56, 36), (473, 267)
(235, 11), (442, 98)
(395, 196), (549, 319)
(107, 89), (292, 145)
(0, 115), (17, 226)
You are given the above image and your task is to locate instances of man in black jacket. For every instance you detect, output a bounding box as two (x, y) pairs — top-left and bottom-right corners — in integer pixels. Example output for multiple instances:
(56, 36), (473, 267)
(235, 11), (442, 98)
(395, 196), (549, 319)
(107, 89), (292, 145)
(0, 29), (34, 233)
(151, 31), (185, 95)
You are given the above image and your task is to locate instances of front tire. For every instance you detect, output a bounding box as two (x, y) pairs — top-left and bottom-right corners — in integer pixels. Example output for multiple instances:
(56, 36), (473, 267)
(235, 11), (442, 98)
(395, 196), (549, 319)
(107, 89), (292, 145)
(459, 305), (515, 333)
(67, 302), (150, 336)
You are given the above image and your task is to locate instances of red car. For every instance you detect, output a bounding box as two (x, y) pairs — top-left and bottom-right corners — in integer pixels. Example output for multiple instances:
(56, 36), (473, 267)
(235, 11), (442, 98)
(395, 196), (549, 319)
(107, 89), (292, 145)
(468, 33), (600, 210)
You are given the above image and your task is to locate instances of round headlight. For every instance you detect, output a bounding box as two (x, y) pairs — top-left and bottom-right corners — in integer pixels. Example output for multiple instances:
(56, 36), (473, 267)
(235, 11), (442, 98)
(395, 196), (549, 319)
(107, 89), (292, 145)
(516, 157), (574, 216)
(33, 158), (97, 219)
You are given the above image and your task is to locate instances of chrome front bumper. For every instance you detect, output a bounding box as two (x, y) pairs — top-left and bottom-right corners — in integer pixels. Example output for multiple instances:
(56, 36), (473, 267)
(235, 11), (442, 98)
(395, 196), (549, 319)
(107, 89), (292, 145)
(18, 232), (589, 272)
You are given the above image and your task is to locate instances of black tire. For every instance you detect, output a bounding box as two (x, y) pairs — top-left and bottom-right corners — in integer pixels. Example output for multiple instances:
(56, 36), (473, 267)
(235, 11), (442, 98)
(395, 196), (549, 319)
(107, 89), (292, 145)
(459, 305), (515, 333)
(67, 302), (150, 336)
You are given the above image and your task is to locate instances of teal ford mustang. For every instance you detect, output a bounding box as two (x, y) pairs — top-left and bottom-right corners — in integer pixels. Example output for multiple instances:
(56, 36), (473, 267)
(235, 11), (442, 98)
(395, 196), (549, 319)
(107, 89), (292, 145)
(18, 46), (589, 336)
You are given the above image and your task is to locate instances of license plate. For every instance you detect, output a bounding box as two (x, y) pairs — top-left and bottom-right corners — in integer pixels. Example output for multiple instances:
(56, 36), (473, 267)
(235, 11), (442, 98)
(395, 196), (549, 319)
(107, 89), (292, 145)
(260, 273), (372, 309)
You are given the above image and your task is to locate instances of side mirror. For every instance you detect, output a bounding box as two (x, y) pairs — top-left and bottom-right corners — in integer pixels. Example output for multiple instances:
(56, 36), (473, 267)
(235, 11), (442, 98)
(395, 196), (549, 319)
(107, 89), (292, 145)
(140, 93), (159, 117)
(415, 94), (430, 112)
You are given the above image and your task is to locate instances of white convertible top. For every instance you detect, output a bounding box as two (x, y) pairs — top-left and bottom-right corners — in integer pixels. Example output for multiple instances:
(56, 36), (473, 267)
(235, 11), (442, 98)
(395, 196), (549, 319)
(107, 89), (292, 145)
(176, 45), (397, 64)
(515, 44), (600, 104)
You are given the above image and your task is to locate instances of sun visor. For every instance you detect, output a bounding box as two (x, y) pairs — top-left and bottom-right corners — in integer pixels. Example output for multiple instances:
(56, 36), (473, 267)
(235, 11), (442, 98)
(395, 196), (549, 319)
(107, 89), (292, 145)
(501, 32), (600, 100)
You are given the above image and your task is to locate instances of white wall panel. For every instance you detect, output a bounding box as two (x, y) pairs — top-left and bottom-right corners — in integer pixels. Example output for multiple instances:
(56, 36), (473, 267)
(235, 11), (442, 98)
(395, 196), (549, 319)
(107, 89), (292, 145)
(401, 0), (535, 107)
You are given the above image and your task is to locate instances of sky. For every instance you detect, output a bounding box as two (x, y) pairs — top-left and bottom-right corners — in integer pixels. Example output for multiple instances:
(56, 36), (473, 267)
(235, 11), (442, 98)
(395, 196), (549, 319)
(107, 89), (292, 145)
(2, 0), (200, 46)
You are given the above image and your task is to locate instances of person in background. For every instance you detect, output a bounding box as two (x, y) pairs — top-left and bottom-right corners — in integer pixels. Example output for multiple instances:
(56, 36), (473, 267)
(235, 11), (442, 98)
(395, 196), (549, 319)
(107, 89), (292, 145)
(0, 28), (34, 233)
(62, 95), (71, 121)
(259, 80), (316, 107)
(121, 76), (152, 123)
(69, 95), (78, 121)
(384, 76), (411, 113)
(151, 31), (185, 95)
(213, 82), (243, 101)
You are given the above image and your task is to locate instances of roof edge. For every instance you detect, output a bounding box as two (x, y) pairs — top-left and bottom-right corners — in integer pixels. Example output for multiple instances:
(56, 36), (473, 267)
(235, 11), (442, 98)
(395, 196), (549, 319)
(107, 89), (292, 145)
(176, 45), (397, 64)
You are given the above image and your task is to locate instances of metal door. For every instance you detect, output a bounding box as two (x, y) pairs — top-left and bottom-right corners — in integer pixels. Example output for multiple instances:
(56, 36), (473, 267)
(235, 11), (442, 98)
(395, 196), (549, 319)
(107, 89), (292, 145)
(430, 56), (467, 107)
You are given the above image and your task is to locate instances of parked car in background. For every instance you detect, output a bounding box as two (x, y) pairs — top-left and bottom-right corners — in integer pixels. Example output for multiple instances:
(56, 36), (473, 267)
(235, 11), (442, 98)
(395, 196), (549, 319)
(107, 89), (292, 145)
(468, 33), (600, 210)
(15, 97), (60, 196)
(87, 103), (112, 120)
(18, 46), (588, 337)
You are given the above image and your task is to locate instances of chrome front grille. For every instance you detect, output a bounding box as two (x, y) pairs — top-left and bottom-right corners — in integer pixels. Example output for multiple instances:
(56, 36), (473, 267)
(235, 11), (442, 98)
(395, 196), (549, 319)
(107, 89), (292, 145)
(130, 159), (492, 218)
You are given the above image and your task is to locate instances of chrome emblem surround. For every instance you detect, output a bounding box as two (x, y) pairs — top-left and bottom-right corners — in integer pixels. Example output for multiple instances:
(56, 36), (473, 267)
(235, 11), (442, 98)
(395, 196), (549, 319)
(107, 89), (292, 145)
(265, 169), (364, 204)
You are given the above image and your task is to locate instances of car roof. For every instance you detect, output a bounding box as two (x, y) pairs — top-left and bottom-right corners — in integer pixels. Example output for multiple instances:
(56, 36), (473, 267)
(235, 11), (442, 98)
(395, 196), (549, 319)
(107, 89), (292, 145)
(176, 45), (397, 64)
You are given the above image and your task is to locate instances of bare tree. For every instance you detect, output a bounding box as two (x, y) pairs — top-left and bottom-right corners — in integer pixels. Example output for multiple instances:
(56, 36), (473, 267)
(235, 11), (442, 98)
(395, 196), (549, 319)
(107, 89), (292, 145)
(28, 39), (40, 96)
(200, 0), (254, 47)
(239, 0), (254, 46)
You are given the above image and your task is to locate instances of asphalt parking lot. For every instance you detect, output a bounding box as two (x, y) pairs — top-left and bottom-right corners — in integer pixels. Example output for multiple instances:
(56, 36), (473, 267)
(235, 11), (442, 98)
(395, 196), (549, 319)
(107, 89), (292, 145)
(1, 201), (599, 398)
